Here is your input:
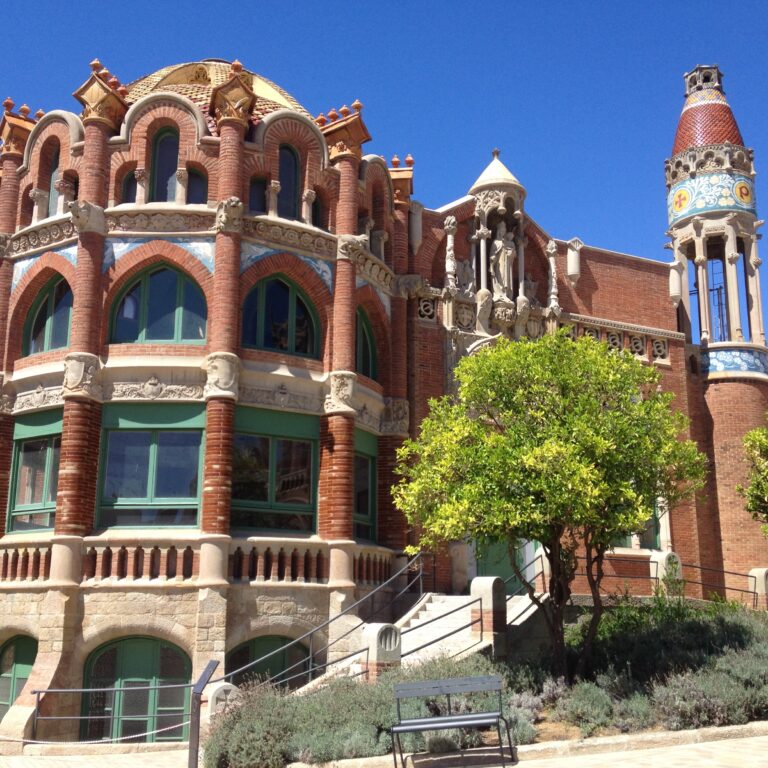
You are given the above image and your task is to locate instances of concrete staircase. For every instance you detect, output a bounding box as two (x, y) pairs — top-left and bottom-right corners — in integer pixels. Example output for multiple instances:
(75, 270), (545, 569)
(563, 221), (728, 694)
(396, 594), (489, 663)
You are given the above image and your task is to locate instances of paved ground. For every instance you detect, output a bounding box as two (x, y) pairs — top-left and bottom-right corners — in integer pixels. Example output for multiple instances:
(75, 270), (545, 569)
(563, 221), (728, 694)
(0, 734), (767, 767)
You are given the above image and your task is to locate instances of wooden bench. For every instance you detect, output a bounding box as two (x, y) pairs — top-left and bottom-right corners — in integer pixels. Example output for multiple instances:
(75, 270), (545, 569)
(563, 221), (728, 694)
(390, 675), (515, 768)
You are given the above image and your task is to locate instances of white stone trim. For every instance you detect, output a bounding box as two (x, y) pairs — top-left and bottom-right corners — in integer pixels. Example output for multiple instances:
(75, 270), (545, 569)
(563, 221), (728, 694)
(563, 313), (685, 341)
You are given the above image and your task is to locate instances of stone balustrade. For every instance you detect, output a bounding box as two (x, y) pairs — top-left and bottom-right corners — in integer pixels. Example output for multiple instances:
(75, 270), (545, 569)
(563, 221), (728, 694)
(81, 539), (198, 583)
(228, 538), (329, 584)
(352, 545), (393, 586)
(0, 541), (51, 582)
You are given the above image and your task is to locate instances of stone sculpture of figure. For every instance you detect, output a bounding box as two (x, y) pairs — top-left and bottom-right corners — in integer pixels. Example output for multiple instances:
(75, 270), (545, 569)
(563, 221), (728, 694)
(456, 258), (475, 297)
(476, 288), (493, 335)
(523, 273), (540, 306)
(489, 221), (515, 300)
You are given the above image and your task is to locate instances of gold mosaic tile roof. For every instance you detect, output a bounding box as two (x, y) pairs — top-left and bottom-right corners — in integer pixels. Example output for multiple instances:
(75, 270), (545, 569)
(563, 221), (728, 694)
(124, 60), (309, 134)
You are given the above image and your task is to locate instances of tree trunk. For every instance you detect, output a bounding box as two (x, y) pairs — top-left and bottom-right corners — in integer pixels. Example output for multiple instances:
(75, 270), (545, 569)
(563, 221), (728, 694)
(576, 540), (605, 679)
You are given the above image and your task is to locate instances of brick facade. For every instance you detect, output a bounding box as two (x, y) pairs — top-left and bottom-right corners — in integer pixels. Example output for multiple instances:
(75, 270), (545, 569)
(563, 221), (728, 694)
(0, 58), (764, 744)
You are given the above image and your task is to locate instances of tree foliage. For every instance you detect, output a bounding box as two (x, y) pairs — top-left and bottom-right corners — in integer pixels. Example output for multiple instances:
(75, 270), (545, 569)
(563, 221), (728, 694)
(739, 424), (768, 536)
(394, 332), (706, 678)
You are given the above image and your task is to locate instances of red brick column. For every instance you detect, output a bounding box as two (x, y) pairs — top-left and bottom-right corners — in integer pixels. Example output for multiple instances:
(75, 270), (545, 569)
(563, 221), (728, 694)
(319, 153), (359, 542)
(0, 149), (23, 537)
(56, 121), (111, 538)
(200, 118), (245, 536)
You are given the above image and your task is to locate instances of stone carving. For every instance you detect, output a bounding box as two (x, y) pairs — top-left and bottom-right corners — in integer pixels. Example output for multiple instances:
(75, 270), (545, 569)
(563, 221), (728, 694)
(208, 682), (240, 715)
(68, 200), (106, 235)
(104, 375), (204, 402)
(491, 300), (516, 334)
(455, 302), (475, 331)
(242, 219), (336, 258)
(106, 211), (214, 234)
(215, 197), (244, 234)
(523, 274), (540, 306)
(395, 274), (424, 299)
(525, 316), (543, 340)
(63, 353), (101, 399)
(324, 371), (356, 415)
(0, 234), (10, 258)
(564, 312), (685, 342)
(302, 189), (317, 204)
(567, 238), (583, 288)
(474, 189), (510, 217)
(583, 327), (600, 341)
(665, 144), (754, 187)
(652, 338), (669, 360)
(629, 335), (646, 357)
(11, 218), (78, 256)
(203, 352), (240, 399)
(13, 384), (65, 412)
(337, 233), (369, 261)
(381, 398), (409, 435)
(175, 168), (189, 184)
(490, 221), (515, 300)
(370, 230), (388, 261)
(356, 403), (379, 432)
(417, 297), (436, 321)
(545, 239), (560, 313)
(456, 259), (475, 298)
(606, 331), (622, 351)
(476, 288), (493, 334)
(349, 247), (395, 294)
(239, 382), (324, 414)
(444, 215), (458, 293)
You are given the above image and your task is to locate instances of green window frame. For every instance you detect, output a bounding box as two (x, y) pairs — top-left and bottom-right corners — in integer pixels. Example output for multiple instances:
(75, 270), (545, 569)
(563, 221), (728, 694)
(356, 307), (377, 381)
(0, 635), (37, 722)
(7, 410), (63, 533)
(613, 499), (662, 550)
(23, 276), (72, 356)
(241, 275), (320, 358)
(99, 404), (205, 529)
(149, 128), (179, 203)
(110, 266), (207, 345)
(231, 407), (318, 532)
(82, 636), (190, 743)
(353, 429), (377, 543)
(225, 636), (309, 689)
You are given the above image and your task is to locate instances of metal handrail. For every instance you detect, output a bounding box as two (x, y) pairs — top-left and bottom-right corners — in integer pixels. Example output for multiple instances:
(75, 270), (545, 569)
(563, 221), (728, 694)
(215, 551), (425, 684)
(400, 596), (481, 636)
(401, 597), (484, 658)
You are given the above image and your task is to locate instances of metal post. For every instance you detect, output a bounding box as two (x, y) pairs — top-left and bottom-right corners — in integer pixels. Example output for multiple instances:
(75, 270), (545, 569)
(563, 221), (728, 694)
(32, 691), (39, 741)
(187, 660), (219, 768)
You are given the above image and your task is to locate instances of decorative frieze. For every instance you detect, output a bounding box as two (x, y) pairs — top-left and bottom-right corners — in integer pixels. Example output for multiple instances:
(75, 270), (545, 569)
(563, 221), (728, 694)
(10, 217), (77, 256)
(203, 352), (240, 400)
(380, 398), (409, 436)
(665, 144), (754, 188)
(239, 382), (324, 414)
(103, 375), (204, 402)
(702, 346), (768, 379)
(62, 353), (101, 400)
(106, 210), (215, 234)
(11, 384), (63, 413)
(417, 297), (436, 321)
(651, 338), (669, 361)
(563, 313), (685, 341)
(243, 218), (336, 258)
(324, 371), (356, 415)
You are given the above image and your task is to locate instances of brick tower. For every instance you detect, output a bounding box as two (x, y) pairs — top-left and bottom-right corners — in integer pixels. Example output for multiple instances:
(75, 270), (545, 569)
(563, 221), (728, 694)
(666, 65), (768, 586)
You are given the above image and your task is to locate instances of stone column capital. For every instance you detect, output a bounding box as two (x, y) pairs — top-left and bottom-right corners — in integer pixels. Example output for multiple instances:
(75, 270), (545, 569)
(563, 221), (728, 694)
(62, 352), (102, 400)
(324, 370), (357, 415)
(203, 352), (241, 400)
(68, 200), (106, 235)
(214, 197), (244, 234)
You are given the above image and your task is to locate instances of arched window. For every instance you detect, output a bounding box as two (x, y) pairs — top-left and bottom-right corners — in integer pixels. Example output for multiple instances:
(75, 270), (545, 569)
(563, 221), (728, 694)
(186, 169), (207, 205)
(248, 177), (267, 214)
(0, 636), (38, 721)
(82, 637), (190, 743)
(111, 267), (206, 344)
(277, 145), (300, 220)
(356, 308), (377, 381)
(312, 192), (326, 230)
(121, 171), (137, 205)
(25, 277), (72, 356)
(242, 276), (319, 357)
(47, 148), (60, 218)
(225, 636), (308, 689)
(150, 129), (179, 203)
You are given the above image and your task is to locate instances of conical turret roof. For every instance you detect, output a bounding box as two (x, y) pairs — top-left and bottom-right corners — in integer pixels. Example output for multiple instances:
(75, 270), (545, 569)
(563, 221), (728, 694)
(469, 149), (525, 198)
(672, 65), (744, 155)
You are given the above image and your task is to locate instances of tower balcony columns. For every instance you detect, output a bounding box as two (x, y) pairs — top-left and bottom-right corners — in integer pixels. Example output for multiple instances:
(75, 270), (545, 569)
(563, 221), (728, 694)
(745, 234), (766, 346)
(724, 224), (745, 342)
(693, 233), (712, 343)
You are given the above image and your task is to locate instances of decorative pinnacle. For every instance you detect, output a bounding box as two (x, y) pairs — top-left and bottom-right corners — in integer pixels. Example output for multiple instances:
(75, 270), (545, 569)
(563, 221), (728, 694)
(18, 104), (30, 119)
(492, 148), (500, 159)
(352, 99), (363, 112)
(339, 104), (350, 118)
(315, 113), (327, 126)
(34, 109), (45, 120)
(2, 97), (14, 114)
(327, 107), (339, 121)
(98, 68), (111, 82)
(405, 153), (414, 167)
(118, 85), (129, 98)
(89, 58), (102, 73)
(391, 154), (400, 168)
(231, 60), (244, 75)
(108, 76), (120, 90)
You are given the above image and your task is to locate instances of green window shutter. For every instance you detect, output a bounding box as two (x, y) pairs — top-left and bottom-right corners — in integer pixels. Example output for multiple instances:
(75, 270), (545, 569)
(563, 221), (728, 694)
(234, 406), (319, 439)
(13, 408), (63, 440)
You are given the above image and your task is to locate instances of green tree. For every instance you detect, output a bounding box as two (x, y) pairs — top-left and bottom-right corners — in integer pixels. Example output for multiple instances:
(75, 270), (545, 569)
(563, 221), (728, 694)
(394, 332), (705, 679)
(738, 423), (768, 536)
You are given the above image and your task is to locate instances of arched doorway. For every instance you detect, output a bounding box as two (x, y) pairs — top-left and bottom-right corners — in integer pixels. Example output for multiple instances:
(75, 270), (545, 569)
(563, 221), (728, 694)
(0, 635), (37, 721)
(225, 635), (309, 689)
(82, 637), (190, 742)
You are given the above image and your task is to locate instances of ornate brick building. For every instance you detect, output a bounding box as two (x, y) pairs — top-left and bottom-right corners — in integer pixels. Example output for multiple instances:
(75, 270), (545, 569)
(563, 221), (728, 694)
(0, 59), (764, 744)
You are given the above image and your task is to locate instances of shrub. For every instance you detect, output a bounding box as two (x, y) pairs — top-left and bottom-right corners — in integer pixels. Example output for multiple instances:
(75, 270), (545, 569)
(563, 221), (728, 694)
(653, 673), (725, 730)
(613, 693), (655, 732)
(556, 681), (613, 736)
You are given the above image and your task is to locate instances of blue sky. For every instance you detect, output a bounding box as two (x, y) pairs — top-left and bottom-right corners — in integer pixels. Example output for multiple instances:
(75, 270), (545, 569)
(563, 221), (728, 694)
(3, 0), (768, 266)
